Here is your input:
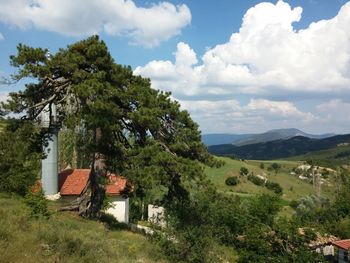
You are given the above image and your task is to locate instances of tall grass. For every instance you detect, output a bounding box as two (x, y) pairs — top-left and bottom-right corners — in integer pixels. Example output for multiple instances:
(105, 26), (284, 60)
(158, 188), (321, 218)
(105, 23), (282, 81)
(0, 193), (167, 263)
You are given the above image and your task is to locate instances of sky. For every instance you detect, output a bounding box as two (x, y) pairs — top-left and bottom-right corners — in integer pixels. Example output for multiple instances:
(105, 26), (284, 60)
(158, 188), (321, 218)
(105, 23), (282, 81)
(0, 0), (350, 135)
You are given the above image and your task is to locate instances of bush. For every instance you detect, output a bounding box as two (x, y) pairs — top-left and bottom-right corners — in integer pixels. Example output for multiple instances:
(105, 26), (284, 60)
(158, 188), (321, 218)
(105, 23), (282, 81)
(99, 213), (128, 230)
(240, 167), (249, 176)
(247, 174), (265, 186)
(265, 181), (283, 195)
(0, 121), (41, 196)
(24, 190), (50, 219)
(289, 200), (299, 210)
(225, 176), (239, 186)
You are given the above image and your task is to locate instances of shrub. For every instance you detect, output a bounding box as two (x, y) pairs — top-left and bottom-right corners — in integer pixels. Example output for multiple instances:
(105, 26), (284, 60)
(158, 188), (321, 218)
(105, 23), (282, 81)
(270, 163), (281, 175)
(265, 181), (283, 195)
(240, 167), (249, 176)
(0, 121), (41, 196)
(225, 176), (239, 186)
(24, 190), (50, 219)
(247, 174), (265, 186)
(289, 200), (299, 209)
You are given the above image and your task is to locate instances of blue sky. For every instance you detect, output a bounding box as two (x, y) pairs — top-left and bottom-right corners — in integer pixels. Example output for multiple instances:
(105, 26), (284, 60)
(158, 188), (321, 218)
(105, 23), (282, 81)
(0, 0), (350, 134)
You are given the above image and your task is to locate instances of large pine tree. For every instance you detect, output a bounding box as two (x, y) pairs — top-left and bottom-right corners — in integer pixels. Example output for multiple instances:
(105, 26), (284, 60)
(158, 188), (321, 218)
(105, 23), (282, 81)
(1, 36), (216, 218)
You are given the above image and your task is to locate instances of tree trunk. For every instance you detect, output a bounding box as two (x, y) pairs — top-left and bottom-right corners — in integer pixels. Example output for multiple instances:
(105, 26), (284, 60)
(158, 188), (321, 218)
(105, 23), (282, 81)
(58, 128), (107, 217)
(78, 128), (106, 218)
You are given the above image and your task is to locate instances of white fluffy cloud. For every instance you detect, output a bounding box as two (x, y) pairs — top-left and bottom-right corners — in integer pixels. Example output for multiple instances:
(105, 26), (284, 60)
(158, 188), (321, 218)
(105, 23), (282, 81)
(179, 98), (315, 133)
(0, 0), (191, 47)
(0, 92), (8, 103)
(316, 99), (350, 131)
(135, 0), (350, 96)
(246, 99), (314, 121)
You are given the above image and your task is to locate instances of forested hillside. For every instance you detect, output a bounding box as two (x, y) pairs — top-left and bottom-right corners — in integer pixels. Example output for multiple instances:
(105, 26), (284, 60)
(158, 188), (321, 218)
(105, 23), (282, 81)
(209, 134), (350, 160)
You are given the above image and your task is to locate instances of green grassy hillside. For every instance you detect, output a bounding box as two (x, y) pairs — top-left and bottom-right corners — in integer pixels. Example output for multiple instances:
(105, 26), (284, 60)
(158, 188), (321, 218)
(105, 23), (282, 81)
(0, 194), (167, 263)
(205, 157), (334, 201)
(286, 144), (350, 168)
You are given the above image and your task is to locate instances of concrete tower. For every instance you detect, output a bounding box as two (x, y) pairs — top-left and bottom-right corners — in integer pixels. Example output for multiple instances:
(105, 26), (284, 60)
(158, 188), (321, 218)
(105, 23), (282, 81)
(40, 103), (59, 197)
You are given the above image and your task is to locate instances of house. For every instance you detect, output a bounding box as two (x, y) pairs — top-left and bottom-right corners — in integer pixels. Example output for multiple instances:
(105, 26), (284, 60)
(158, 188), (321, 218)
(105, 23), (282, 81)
(298, 228), (338, 260)
(58, 169), (130, 223)
(332, 239), (350, 263)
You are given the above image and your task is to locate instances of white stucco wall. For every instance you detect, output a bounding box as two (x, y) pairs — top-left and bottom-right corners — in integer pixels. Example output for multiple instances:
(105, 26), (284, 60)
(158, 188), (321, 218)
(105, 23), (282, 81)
(148, 204), (165, 227)
(106, 196), (129, 224)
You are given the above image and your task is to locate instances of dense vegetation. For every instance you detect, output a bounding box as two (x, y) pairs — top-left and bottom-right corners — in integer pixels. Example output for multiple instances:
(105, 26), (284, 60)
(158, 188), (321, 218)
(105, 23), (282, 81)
(0, 120), (42, 195)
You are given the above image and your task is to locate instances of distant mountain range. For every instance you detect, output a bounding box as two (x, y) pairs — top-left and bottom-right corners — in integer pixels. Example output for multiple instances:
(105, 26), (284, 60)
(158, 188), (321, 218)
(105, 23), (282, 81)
(208, 134), (350, 160)
(201, 133), (252, 146)
(202, 128), (335, 146)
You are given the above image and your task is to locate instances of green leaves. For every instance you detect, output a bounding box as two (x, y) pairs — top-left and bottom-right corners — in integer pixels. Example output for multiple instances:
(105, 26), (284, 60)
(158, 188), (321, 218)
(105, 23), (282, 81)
(0, 121), (42, 196)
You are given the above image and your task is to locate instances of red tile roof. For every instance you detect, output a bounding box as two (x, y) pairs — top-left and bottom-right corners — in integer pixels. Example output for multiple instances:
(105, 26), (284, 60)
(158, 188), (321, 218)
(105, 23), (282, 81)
(332, 239), (350, 250)
(105, 174), (128, 195)
(58, 169), (128, 196)
(59, 169), (90, 195)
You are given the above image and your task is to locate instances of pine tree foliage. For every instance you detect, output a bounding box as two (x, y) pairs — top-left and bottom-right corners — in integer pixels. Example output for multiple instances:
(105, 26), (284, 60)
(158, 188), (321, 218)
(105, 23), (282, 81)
(1, 36), (217, 216)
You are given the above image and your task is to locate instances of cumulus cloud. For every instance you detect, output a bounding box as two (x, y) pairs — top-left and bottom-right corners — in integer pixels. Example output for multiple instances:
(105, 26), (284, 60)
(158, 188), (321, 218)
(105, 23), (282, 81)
(178, 98), (315, 133)
(315, 99), (350, 131)
(246, 99), (314, 121)
(0, 92), (8, 103)
(0, 0), (191, 47)
(135, 0), (350, 96)
(135, 42), (202, 95)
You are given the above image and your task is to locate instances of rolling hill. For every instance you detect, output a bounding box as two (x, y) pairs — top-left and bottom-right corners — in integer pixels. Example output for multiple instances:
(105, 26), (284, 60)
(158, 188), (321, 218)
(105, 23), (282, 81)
(201, 133), (252, 146)
(204, 157), (334, 201)
(232, 128), (335, 146)
(208, 134), (350, 160)
(286, 143), (350, 168)
(202, 128), (335, 146)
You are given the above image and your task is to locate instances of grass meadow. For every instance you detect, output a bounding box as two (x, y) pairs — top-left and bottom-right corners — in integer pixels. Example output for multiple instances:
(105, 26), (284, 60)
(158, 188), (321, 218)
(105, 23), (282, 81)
(0, 193), (167, 263)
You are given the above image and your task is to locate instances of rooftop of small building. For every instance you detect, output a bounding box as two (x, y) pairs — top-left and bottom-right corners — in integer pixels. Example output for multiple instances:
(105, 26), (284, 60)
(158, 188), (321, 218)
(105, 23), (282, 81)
(331, 239), (350, 250)
(58, 168), (129, 196)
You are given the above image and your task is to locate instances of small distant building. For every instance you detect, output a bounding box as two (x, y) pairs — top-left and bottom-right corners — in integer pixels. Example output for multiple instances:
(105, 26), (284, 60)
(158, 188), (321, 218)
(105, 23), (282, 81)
(256, 174), (267, 183)
(59, 169), (130, 223)
(298, 164), (311, 171)
(332, 239), (350, 263)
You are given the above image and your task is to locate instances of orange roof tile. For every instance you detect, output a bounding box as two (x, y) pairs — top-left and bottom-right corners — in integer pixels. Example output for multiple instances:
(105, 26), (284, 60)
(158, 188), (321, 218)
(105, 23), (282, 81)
(332, 239), (350, 250)
(105, 174), (128, 195)
(59, 169), (90, 195)
(58, 169), (128, 196)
